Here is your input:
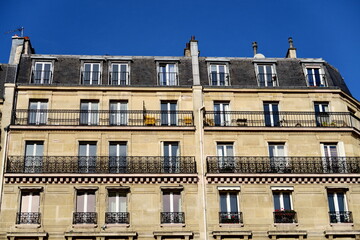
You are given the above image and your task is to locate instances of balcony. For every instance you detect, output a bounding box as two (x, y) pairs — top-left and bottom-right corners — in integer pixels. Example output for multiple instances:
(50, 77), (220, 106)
(219, 212), (242, 224)
(73, 212), (97, 224)
(105, 212), (129, 224)
(13, 110), (194, 127)
(31, 70), (52, 84)
(16, 212), (41, 224)
(274, 210), (297, 223)
(160, 212), (185, 224)
(329, 211), (353, 224)
(257, 73), (277, 87)
(6, 156), (196, 174)
(204, 111), (360, 130)
(206, 156), (360, 174)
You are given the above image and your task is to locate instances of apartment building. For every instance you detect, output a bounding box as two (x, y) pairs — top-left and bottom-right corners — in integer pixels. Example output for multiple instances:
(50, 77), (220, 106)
(0, 36), (359, 240)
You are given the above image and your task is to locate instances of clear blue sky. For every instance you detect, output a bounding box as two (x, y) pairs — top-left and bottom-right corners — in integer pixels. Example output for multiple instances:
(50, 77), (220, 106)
(1, 0), (359, 100)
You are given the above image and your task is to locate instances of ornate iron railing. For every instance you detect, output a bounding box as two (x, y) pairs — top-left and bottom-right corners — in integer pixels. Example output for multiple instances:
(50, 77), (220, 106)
(16, 212), (41, 224)
(274, 211), (297, 223)
(13, 109), (194, 127)
(73, 212), (97, 224)
(160, 212), (185, 224)
(6, 156), (196, 174)
(105, 212), (129, 224)
(329, 211), (353, 223)
(204, 111), (360, 130)
(219, 212), (242, 224)
(206, 156), (360, 174)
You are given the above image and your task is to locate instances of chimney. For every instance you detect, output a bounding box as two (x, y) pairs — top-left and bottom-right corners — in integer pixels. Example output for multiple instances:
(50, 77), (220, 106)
(8, 35), (35, 64)
(188, 36), (200, 85)
(286, 37), (297, 58)
(252, 42), (258, 56)
(184, 42), (191, 57)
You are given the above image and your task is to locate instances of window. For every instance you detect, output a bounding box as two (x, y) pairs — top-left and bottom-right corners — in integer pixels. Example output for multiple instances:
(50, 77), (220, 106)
(219, 191), (241, 224)
(256, 64), (277, 87)
(321, 143), (346, 173)
(161, 101), (177, 126)
(214, 102), (230, 126)
(161, 191), (184, 224)
(110, 63), (129, 85)
(74, 190), (97, 224)
(327, 190), (352, 223)
(82, 63), (101, 85)
(80, 100), (99, 125)
(28, 100), (48, 125)
(32, 62), (52, 84)
(158, 63), (178, 86)
(264, 102), (280, 127)
(106, 190), (128, 224)
(314, 102), (330, 126)
(109, 101), (128, 125)
(163, 142), (179, 173)
(272, 189), (296, 223)
(209, 64), (229, 86)
(268, 143), (288, 173)
(305, 67), (327, 87)
(78, 142), (97, 173)
(25, 141), (44, 173)
(109, 142), (127, 173)
(217, 143), (234, 173)
(17, 191), (41, 224)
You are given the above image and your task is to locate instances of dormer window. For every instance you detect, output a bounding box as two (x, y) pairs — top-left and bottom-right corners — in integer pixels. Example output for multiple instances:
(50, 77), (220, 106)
(305, 66), (327, 87)
(256, 64), (277, 87)
(31, 62), (53, 84)
(82, 63), (101, 85)
(110, 63), (129, 85)
(209, 64), (230, 86)
(158, 63), (178, 86)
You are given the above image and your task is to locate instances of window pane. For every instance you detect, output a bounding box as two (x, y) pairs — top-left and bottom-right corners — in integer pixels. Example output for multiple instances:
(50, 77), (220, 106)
(327, 193), (335, 212)
(220, 193), (227, 212)
(283, 193), (291, 210)
(87, 192), (96, 212)
(173, 193), (181, 212)
(273, 193), (281, 210)
(76, 192), (85, 212)
(337, 193), (345, 211)
(163, 192), (170, 212)
(229, 193), (238, 212)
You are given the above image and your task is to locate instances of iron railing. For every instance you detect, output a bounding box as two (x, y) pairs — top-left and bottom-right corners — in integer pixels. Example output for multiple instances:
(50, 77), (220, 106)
(329, 211), (353, 223)
(105, 212), (129, 224)
(306, 73), (327, 87)
(257, 73), (277, 87)
(73, 212), (97, 224)
(274, 211), (297, 223)
(158, 72), (178, 86)
(206, 156), (360, 174)
(219, 212), (242, 224)
(209, 73), (230, 86)
(109, 71), (129, 85)
(6, 156), (196, 174)
(31, 70), (52, 84)
(204, 111), (360, 130)
(13, 109), (194, 127)
(16, 212), (41, 224)
(81, 71), (101, 85)
(160, 212), (185, 224)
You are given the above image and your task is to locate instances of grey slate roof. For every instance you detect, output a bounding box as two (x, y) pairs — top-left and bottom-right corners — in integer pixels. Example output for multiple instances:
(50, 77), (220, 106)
(0, 64), (17, 98)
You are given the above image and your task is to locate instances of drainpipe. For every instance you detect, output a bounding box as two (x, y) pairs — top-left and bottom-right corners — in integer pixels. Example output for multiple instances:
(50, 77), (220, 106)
(0, 125), (10, 212)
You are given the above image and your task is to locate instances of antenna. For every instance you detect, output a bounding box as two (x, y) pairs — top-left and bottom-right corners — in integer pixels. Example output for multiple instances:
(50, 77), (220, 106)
(4, 27), (24, 37)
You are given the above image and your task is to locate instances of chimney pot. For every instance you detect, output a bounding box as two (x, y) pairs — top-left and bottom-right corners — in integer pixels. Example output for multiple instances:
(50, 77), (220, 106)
(252, 42), (258, 56)
(286, 37), (297, 58)
(288, 37), (294, 48)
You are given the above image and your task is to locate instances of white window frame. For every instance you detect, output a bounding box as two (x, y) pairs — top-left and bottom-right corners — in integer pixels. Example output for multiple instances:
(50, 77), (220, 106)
(32, 61), (53, 84)
(161, 101), (178, 126)
(254, 63), (278, 87)
(80, 101), (99, 125)
(28, 100), (48, 125)
(268, 142), (288, 173)
(157, 62), (178, 86)
(208, 63), (230, 86)
(110, 63), (130, 85)
(219, 191), (239, 213)
(263, 102), (280, 127)
(109, 101), (128, 125)
(303, 64), (327, 87)
(107, 191), (127, 213)
(82, 63), (101, 85)
(273, 191), (293, 210)
(214, 102), (230, 126)
(320, 142), (346, 173)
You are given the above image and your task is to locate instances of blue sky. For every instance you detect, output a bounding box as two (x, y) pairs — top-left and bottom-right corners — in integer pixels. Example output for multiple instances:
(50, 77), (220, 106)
(1, 0), (359, 100)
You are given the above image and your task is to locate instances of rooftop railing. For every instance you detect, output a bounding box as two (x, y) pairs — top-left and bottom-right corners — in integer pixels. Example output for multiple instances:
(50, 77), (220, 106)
(204, 111), (360, 130)
(206, 156), (360, 174)
(12, 110), (194, 127)
(6, 156), (196, 174)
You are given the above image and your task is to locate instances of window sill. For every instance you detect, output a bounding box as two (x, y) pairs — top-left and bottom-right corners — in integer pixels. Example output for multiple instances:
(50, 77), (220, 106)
(15, 224), (41, 229)
(330, 222), (354, 227)
(160, 223), (185, 227)
(105, 223), (130, 228)
(274, 223), (299, 227)
(219, 223), (244, 228)
(72, 224), (98, 228)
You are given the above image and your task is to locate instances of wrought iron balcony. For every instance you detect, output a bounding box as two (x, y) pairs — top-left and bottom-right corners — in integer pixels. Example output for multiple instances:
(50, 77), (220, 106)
(31, 70), (52, 84)
(16, 212), (41, 224)
(257, 73), (277, 87)
(6, 156), (196, 174)
(206, 156), (360, 174)
(73, 212), (97, 224)
(105, 212), (129, 224)
(329, 211), (353, 223)
(204, 111), (360, 130)
(274, 210), (297, 223)
(160, 212), (185, 224)
(209, 72), (230, 86)
(13, 109), (194, 127)
(219, 212), (242, 224)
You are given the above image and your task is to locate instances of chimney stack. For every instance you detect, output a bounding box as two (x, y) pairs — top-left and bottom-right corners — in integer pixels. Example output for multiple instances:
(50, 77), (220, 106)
(184, 42), (191, 57)
(286, 37), (297, 58)
(8, 35), (34, 64)
(252, 42), (258, 57)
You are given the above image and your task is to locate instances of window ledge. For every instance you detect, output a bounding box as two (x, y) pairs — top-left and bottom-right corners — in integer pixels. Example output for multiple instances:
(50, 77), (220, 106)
(219, 223), (244, 228)
(72, 224), (97, 228)
(274, 223), (299, 227)
(330, 222), (354, 227)
(160, 223), (185, 228)
(105, 223), (130, 228)
(15, 224), (41, 229)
